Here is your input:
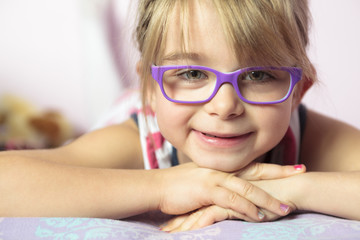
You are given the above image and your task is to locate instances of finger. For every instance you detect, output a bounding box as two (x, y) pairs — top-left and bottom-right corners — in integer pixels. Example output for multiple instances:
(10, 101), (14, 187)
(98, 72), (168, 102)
(220, 176), (291, 217)
(190, 206), (253, 231)
(172, 205), (263, 232)
(160, 214), (189, 232)
(235, 162), (306, 180)
(209, 186), (265, 222)
(258, 208), (283, 221)
(170, 209), (205, 233)
(171, 206), (243, 232)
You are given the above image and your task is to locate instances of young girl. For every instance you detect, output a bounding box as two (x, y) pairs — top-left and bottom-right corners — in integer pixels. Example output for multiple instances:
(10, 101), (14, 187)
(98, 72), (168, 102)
(1, 0), (360, 233)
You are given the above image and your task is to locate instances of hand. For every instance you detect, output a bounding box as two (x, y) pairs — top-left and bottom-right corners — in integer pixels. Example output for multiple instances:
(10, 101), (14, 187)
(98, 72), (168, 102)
(159, 162), (305, 232)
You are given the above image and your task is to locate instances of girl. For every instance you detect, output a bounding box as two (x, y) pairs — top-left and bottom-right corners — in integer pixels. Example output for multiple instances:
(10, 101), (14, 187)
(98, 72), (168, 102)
(1, 0), (360, 233)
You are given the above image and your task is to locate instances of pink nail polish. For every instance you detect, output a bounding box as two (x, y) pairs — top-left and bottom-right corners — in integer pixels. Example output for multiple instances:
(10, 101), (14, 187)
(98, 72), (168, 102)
(294, 164), (303, 170)
(280, 204), (290, 213)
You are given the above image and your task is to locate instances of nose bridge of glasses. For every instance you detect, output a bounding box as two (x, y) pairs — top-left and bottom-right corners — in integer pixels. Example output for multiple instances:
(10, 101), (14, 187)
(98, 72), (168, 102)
(216, 70), (240, 90)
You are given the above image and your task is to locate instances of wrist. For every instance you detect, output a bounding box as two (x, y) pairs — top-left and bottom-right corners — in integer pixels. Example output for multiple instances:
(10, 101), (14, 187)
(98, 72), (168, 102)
(282, 173), (310, 212)
(145, 169), (164, 212)
(251, 173), (307, 212)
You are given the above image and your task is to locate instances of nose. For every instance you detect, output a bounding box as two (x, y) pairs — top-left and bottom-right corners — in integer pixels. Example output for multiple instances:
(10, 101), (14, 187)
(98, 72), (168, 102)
(203, 83), (245, 120)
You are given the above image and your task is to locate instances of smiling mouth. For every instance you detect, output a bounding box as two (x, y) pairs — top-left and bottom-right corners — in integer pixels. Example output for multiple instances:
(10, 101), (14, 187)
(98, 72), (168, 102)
(198, 129), (252, 140)
(194, 130), (252, 148)
(202, 133), (238, 138)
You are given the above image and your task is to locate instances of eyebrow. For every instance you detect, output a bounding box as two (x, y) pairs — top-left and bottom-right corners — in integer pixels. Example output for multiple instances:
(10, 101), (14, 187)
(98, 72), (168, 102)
(161, 52), (203, 63)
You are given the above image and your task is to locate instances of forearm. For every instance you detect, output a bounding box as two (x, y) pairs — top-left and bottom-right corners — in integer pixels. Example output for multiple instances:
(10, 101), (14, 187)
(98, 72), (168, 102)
(293, 171), (360, 220)
(0, 154), (158, 218)
(251, 171), (360, 220)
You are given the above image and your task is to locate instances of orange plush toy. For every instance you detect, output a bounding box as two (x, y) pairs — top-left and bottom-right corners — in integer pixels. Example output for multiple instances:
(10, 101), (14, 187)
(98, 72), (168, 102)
(0, 95), (74, 150)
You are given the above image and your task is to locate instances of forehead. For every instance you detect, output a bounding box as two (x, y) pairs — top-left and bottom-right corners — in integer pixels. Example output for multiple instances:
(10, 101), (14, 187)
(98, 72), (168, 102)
(150, 0), (299, 69)
(161, 0), (239, 67)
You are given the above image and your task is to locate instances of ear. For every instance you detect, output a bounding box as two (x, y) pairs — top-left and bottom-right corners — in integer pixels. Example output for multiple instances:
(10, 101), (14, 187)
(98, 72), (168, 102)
(292, 63), (316, 110)
(299, 76), (313, 99)
(292, 76), (313, 110)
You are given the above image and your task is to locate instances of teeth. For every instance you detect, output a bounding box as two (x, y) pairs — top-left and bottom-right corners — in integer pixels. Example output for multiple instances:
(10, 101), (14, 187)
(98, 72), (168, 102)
(203, 133), (239, 139)
(204, 133), (218, 138)
(203, 133), (235, 138)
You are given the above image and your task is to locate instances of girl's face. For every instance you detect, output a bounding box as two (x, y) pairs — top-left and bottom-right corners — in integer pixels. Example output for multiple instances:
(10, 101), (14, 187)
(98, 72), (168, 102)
(149, 1), (298, 172)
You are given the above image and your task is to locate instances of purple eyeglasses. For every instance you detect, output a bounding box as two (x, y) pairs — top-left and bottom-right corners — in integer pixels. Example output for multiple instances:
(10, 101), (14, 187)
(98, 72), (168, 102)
(151, 65), (302, 104)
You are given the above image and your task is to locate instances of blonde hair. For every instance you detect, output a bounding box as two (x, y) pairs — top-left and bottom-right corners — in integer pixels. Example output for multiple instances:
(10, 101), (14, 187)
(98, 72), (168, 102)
(135, 0), (316, 106)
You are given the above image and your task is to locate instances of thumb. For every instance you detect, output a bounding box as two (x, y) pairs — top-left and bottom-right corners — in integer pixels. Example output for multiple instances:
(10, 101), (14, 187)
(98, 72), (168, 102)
(235, 162), (306, 181)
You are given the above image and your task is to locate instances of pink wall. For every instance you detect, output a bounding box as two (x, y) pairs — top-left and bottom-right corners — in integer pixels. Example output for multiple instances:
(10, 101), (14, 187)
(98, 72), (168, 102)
(0, 0), (359, 130)
(303, 0), (360, 128)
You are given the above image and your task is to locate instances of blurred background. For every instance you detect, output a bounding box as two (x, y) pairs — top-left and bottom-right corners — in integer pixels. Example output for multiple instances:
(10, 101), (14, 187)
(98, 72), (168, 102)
(0, 0), (359, 144)
(304, 0), (360, 129)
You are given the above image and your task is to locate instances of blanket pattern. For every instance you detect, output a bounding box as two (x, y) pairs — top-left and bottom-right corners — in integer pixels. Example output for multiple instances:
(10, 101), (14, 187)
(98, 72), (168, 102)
(1, 213), (360, 240)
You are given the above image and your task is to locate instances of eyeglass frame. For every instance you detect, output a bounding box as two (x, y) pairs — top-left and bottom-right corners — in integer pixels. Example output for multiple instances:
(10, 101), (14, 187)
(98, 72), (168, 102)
(151, 65), (303, 105)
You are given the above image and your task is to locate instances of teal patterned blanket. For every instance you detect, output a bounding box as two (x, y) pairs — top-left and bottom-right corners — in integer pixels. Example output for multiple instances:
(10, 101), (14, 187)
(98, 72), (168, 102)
(1, 213), (360, 240)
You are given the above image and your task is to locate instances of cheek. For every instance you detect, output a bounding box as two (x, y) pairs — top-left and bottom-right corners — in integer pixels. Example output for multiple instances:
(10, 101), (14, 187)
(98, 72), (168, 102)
(153, 92), (194, 146)
(253, 103), (293, 150)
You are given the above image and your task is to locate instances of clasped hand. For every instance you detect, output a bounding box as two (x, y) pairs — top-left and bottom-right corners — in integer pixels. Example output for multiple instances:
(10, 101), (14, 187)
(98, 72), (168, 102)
(153, 162), (305, 232)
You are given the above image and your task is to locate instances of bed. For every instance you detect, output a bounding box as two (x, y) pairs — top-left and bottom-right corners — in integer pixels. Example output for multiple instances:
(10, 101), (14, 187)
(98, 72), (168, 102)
(1, 213), (360, 239)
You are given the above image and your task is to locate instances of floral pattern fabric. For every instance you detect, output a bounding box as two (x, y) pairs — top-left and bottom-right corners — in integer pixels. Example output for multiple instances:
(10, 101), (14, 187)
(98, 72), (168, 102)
(1, 213), (360, 240)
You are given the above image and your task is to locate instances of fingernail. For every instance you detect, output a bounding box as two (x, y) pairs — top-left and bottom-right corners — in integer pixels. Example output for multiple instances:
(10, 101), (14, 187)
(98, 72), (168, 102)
(258, 211), (265, 220)
(280, 204), (290, 213)
(294, 164), (303, 171)
(159, 228), (170, 233)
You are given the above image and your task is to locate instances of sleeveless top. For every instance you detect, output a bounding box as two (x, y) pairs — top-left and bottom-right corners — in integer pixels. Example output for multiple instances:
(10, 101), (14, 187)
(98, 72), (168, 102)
(92, 90), (307, 169)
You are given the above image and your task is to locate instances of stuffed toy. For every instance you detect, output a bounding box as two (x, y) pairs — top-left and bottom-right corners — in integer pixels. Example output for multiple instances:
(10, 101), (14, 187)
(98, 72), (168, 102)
(0, 95), (74, 150)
